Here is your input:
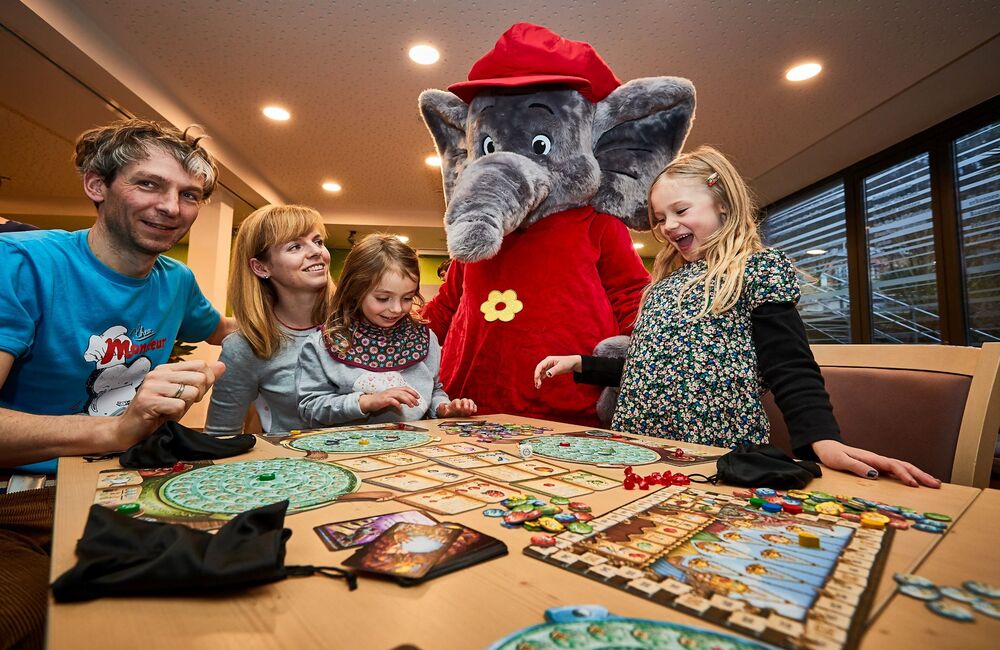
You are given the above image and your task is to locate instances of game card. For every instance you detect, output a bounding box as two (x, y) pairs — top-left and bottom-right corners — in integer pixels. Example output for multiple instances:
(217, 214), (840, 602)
(473, 451), (521, 465)
(513, 459), (570, 476)
(441, 442), (487, 454)
(435, 454), (491, 469)
(376, 452), (425, 466)
(336, 457), (395, 472)
(472, 464), (538, 483)
(557, 470), (621, 491)
(408, 465), (474, 484)
(343, 522), (460, 579)
(96, 470), (143, 488)
(449, 478), (522, 503)
(314, 510), (437, 550)
(409, 445), (459, 458)
(399, 489), (488, 515)
(514, 477), (592, 498)
(365, 471), (444, 492)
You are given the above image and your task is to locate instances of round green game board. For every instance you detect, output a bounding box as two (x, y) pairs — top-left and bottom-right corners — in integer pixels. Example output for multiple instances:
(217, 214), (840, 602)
(525, 435), (660, 466)
(159, 458), (359, 515)
(286, 429), (432, 454)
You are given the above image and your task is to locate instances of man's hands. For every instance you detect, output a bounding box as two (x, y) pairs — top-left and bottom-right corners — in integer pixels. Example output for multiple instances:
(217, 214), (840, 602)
(359, 387), (422, 414)
(108, 359), (226, 451)
(436, 398), (478, 418)
(533, 355), (583, 388)
(811, 439), (942, 488)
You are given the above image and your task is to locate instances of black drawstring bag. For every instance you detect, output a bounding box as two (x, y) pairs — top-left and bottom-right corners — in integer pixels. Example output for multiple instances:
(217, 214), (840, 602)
(710, 443), (823, 489)
(117, 421), (256, 468)
(51, 500), (355, 602)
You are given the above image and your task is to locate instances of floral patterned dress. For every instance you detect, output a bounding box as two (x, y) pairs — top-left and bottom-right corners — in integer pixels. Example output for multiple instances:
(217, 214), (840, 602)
(612, 249), (800, 447)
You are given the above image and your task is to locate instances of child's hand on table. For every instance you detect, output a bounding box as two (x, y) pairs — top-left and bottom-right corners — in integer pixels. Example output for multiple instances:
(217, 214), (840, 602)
(359, 387), (421, 413)
(437, 398), (478, 418)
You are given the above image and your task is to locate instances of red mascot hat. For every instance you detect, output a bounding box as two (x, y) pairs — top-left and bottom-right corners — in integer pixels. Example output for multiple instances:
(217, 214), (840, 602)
(448, 22), (622, 104)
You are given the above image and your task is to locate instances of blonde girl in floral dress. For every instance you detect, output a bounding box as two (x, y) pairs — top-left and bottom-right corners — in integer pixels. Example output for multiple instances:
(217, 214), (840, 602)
(535, 146), (939, 488)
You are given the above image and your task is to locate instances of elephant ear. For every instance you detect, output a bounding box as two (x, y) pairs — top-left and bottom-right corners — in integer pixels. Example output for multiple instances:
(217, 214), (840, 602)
(591, 77), (696, 230)
(419, 90), (469, 204)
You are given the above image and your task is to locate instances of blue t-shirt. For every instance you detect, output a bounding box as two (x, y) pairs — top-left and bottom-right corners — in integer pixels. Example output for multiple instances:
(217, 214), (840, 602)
(0, 229), (220, 421)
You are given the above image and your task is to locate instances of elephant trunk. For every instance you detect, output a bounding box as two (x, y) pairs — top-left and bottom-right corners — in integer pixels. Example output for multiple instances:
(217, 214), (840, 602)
(444, 152), (551, 262)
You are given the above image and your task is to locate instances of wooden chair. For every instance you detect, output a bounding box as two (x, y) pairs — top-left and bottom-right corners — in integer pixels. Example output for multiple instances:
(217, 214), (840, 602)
(764, 343), (1000, 487)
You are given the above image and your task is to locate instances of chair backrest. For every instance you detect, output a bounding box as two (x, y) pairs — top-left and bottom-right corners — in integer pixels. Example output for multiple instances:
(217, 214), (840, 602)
(764, 343), (1000, 487)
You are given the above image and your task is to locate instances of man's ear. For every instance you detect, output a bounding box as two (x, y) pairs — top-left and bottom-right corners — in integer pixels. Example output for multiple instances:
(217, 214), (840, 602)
(248, 258), (270, 279)
(419, 90), (469, 204)
(82, 171), (108, 204)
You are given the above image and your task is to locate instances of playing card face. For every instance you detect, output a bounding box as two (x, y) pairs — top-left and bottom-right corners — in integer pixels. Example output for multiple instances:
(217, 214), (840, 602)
(557, 470), (621, 491)
(449, 478), (522, 503)
(435, 454), (491, 469)
(409, 446), (459, 458)
(96, 470), (143, 488)
(512, 459), (569, 476)
(472, 464), (537, 483)
(314, 510), (437, 550)
(342, 523), (460, 579)
(407, 465), (474, 484)
(513, 477), (592, 498)
(473, 451), (521, 465)
(337, 457), (395, 472)
(376, 452), (425, 466)
(366, 471), (444, 492)
(441, 442), (487, 454)
(398, 489), (488, 515)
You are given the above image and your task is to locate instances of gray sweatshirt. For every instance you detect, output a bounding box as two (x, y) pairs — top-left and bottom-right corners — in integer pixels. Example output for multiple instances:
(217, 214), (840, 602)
(204, 326), (317, 434)
(295, 327), (450, 426)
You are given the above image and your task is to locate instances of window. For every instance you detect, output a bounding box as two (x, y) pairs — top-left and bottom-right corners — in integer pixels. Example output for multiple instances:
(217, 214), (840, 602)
(954, 122), (1000, 345)
(763, 183), (850, 343)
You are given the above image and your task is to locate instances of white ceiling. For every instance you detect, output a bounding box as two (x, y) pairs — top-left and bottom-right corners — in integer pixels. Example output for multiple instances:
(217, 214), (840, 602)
(1, 0), (998, 254)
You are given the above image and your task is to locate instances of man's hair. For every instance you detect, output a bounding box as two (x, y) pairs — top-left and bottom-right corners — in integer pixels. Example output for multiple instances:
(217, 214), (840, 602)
(74, 118), (219, 199)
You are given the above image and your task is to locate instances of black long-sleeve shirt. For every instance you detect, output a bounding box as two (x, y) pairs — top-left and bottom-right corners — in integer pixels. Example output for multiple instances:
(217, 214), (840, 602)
(574, 301), (841, 459)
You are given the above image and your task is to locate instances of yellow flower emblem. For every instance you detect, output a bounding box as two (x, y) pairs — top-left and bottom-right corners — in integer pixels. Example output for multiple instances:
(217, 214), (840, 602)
(480, 289), (523, 323)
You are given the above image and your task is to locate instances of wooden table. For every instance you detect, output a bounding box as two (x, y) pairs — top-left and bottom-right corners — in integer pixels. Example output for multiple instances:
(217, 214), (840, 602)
(47, 415), (991, 649)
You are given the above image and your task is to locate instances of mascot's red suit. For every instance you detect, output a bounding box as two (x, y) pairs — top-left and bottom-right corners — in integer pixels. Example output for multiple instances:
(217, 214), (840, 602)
(419, 23), (695, 426)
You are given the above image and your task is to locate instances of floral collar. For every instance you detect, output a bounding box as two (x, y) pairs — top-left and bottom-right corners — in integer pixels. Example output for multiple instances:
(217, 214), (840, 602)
(326, 318), (429, 371)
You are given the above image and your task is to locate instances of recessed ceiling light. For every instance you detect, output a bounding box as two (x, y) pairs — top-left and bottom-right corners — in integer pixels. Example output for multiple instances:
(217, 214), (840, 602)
(425, 155), (442, 167)
(409, 44), (440, 65)
(262, 106), (291, 121)
(633, 242), (645, 250)
(785, 63), (822, 82)
(806, 248), (827, 255)
(321, 182), (342, 193)
(395, 235), (410, 244)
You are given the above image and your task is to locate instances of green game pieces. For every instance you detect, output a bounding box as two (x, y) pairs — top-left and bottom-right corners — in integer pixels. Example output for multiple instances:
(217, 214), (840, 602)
(257, 472), (276, 481)
(923, 512), (952, 522)
(115, 503), (140, 515)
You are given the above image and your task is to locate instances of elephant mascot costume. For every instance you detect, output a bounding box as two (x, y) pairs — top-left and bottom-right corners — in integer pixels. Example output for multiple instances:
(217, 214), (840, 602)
(420, 23), (695, 426)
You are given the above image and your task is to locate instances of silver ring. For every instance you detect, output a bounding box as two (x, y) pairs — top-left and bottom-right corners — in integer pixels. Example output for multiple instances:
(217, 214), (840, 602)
(172, 384), (185, 399)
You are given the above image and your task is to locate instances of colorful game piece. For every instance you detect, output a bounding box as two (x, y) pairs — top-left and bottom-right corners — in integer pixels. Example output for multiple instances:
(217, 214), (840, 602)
(573, 512), (594, 522)
(518, 442), (533, 459)
(923, 512), (952, 522)
(809, 491), (835, 502)
(568, 502), (591, 513)
(257, 472), (276, 481)
(482, 508), (507, 517)
(530, 534), (556, 547)
(358, 439), (370, 445)
(964, 580), (1000, 599)
(733, 490), (753, 499)
(840, 512), (861, 522)
(748, 497), (765, 508)
(559, 442), (571, 447)
(798, 531), (820, 548)
(894, 573), (936, 588)
(554, 513), (577, 523)
(753, 488), (776, 498)
(971, 599), (1000, 620)
(898, 584), (940, 601)
(781, 503), (802, 515)
(171, 462), (186, 472)
(550, 496), (570, 505)
(670, 474), (691, 486)
(324, 439), (340, 446)
(523, 521), (542, 532)
(503, 511), (530, 525)
(860, 512), (890, 529)
(539, 505), (562, 516)
(816, 501), (845, 515)
(926, 599), (975, 622)
(914, 523), (946, 534)
(940, 586), (979, 603)
(761, 502), (782, 513)
(566, 522), (593, 534)
(538, 517), (564, 533)
(888, 519), (910, 530)
(115, 503), (141, 515)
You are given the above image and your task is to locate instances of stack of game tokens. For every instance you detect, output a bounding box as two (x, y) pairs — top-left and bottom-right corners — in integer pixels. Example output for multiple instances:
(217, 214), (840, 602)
(623, 466), (690, 490)
(894, 573), (999, 621)
(482, 494), (595, 543)
(737, 488), (952, 534)
(438, 422), (550, 441)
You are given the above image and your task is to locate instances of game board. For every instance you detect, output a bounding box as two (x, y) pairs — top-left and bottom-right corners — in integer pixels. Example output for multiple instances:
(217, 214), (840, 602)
(488, 605), (772, 650)
(524, 433), (664, 466)
(525, 487), (892, 650)
(94, 458), (360, 529)
(284, 428), (433, 454)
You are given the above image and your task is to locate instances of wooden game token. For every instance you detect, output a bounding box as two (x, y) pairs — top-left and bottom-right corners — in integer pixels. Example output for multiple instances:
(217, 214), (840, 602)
(568, 502), (591, 512)
(898, 585), (940, 601)
(971, 599), (1000, 619)
(257, 473), (276, 481)
(894, 573), (936, 588)
(781, 503), (802, 515)
(512, 504), (534, 513)
(787, 490), (811, 500)
(963, 580), (1000, 599)
(358, 439), (370, 445)
(888, 519), (910, 530)
(554, 513), (577, 523)
(840, 512), (861, 522)
(566, 522), (593, 534)
(923, 512), (952, 522)
(574, 512), (594, 522)
(860, 512), (890, 529)
(540, 505), (562, 516)
(733, 490), (753, 499)
(940, 586), (979, 603)
(538, 517), (565, 533)
(753, 488), (776, 498)
(502, 497), (528, 508)
(926, 599), (975, 622)
(482, 508), (506, 517)
(530, 534), (556, 547)
(523, 521), (543, 532)
(816, 501), (845, 515)
(504, 511), (530, 525)
(549, 496), (570, 505)
(748, 497), (765, 508)
(798, 531), (820, 548)
(914, 523), (945, 534)
(810, 491), (835, 502)
(115, 503), (141, 515)
(558, 442), (571, 447)
(761, 502), (782, 513)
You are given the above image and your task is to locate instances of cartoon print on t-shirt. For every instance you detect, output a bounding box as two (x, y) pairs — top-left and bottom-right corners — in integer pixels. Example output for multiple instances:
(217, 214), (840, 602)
(82, 325), (155, 416)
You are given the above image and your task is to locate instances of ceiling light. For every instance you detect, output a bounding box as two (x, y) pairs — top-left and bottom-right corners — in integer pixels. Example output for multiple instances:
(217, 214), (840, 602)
(425, 155), (442, 167)
(806, 248), (827, 255)
(395, 235), (410, 244)
(409, 44), (440, 65)
(321, 182), (342, 193)
(785, 63), (822, 82)
(632, 242), (645, 250)
(262, 106), (291, 121)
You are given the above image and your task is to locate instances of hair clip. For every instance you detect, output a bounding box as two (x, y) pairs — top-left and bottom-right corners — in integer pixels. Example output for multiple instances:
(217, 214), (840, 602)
(705, 172), (720, 187)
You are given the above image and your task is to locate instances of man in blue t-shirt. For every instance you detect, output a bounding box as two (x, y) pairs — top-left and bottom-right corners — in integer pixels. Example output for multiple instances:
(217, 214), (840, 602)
(0, 118), (237, 470)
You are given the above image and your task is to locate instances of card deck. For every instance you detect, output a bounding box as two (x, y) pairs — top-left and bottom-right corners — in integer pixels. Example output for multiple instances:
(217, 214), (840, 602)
(314, 510), (437, 550)
(342, 522), (460, 579)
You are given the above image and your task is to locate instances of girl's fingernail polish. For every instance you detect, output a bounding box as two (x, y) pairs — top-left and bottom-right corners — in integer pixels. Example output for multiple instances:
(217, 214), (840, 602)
(866, 469), (878, 479)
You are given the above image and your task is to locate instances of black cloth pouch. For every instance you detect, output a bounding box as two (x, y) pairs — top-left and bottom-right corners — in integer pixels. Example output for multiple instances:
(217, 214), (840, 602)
(118, 421), (256, 468)
(714, 443), (823, 490)
(51, 500), (294, 602)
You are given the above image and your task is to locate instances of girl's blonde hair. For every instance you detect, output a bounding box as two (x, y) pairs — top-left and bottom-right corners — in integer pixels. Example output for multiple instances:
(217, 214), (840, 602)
(323, 234), (425, 352)
(230, 204), (334, 358)
(646, 145), (763, 318)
